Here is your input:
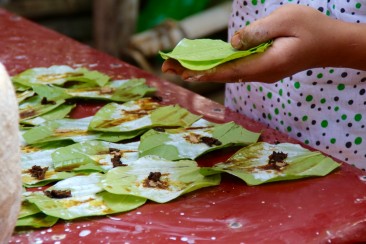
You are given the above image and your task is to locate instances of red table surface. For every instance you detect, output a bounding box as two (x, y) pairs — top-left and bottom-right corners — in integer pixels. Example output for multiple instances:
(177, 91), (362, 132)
(2, 8), (366, 244)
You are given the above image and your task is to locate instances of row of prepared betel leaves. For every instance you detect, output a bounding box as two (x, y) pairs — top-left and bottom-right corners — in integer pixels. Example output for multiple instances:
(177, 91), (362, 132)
(13, 65), (340, 228)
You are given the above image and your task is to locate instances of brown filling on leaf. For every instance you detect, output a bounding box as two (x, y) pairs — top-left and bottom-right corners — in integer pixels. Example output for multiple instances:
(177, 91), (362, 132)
(148, 172), (161, 182)
(95, 98), (160, 128)
(99, 87), (115, 94)
(44, 189), (72, 199)
(97, 110), (149, 128)
(263, 151), (288, 171)
(29, 165), (49, 180)
(136, 98), (161, 110)
(37, 72), (83, 82)
(109, 148), (120, 153)
(19, 109), (36, 119)
(153, 127), (165, 132)
(110, 148), (127, 167)
(200, 136), (222, 147)
(41, 97), (56, 105)
(143, 172), (168, 189)
(184, 132), (221, 147)
(184, 133), (201, 144)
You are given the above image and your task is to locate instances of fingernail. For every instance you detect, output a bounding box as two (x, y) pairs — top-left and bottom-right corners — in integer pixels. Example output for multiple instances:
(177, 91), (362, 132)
(183, 74), (204, 82)
(231, 33), (242, 49)
(184, 75), (197, 82)
(163, 68), (177, 75)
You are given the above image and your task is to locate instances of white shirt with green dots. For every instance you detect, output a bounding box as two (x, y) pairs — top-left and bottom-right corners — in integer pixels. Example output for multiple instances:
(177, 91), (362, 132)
(225, 0), (366, 169)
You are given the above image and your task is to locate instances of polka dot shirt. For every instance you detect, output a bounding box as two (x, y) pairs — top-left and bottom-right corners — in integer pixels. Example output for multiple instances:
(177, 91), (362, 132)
(225, 0), (366, 170)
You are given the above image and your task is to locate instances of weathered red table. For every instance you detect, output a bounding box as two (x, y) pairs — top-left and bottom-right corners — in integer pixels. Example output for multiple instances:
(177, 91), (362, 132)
(2, 8), (366, 244)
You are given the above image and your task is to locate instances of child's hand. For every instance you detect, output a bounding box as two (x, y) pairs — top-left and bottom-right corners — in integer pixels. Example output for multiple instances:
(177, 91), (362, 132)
(162, 4), (365, 83)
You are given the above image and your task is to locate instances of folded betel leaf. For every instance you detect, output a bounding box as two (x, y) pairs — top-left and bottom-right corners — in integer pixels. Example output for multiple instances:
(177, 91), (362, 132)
(97, 130), (146, 142)
(16, 90), (35, 103)
(22, 140), (73, 150)
(12, 65), (110, 88)
(63, 78), (156, 102)
(18, 199), (41, 219)
(159, 38), (272, 71)
(89, 104), (200, 132)
(21, 145), (76, 187)
(16, 190), (59, 228)
(16, 213), (59, 228)
(88, 97), (160, 132)
(106, 78), (156, 101)
(51, 140), (140, 172)
(95, 111), (202, 143)
(22, 116), (144, 145)
(89, 100), (201, 133)
(22, 116), (100, 144)
(200, 142), (341, 186)
(31, 84), (72, 101)
(21, 104), (76, 126)
(102, 155), (221, 203)
(139, 121), (261, 160)
(26, 173), (146, 220)
(32, 78), (156, 102)
(150, 105), (201, 127)
(18, 95), (66, 122)
(13, 81), (31, 92)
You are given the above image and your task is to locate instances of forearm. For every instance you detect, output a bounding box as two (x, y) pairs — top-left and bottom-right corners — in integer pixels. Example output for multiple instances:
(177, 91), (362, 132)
(162, 5), (366, 83)
(332, 21), (366, 71)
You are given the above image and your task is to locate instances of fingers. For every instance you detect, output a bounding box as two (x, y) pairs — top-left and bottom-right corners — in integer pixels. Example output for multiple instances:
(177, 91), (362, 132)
(181, 37), (301, 83)
(162, 39), (290, 83)
(180, 51), (272, 83)
(161, 59), (186, 75)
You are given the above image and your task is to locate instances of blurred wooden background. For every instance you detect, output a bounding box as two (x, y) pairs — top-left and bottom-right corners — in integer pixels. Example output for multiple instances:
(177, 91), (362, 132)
(0, 0), (231, 104)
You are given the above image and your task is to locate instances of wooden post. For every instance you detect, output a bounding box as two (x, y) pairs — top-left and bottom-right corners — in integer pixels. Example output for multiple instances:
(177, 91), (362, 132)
(0, 63), (21, 244)
(93, 0), (138, 58)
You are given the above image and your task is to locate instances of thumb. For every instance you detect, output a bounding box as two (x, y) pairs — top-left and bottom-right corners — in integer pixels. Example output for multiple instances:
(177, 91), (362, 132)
(230, 5), (299, 50)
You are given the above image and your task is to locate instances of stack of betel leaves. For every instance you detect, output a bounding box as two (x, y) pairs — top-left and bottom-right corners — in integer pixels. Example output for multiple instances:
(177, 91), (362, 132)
(159, 38), (273, 70)
(15, 41), (339, 229)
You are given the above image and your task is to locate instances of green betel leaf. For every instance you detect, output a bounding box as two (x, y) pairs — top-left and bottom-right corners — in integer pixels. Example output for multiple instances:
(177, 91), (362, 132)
(150, 105), (201, 127)
(89, 98), (200, 132)
(18, 200), (41, 218)
(32, 84), (72, 101)
(52, 140), (139, 172)
(16, 213), (59, 228)
(21, 104), (76, 126)
(102, 155), (221, 203)
(13, 81), (31, 92)
(32, 78), (156, 102)
(108, 78), (156, 102)
(21, 146), (76, 187)
(67, 78), (156, 102)
(16, 90), (35, 103)
(88, 97), (161, 132)
(12, 65), (110, 88)
(72, 67), (110, 87)
(26, 173), (146, 220)
(159, 38), (272, 71)
(21, 140), (73, 152)
(19, 95), (66, 122)
(97, 130), (146, 142)
(201, 142), (341, 186)
(22, 116), (101, 144)
(139, 121), (260, 160)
